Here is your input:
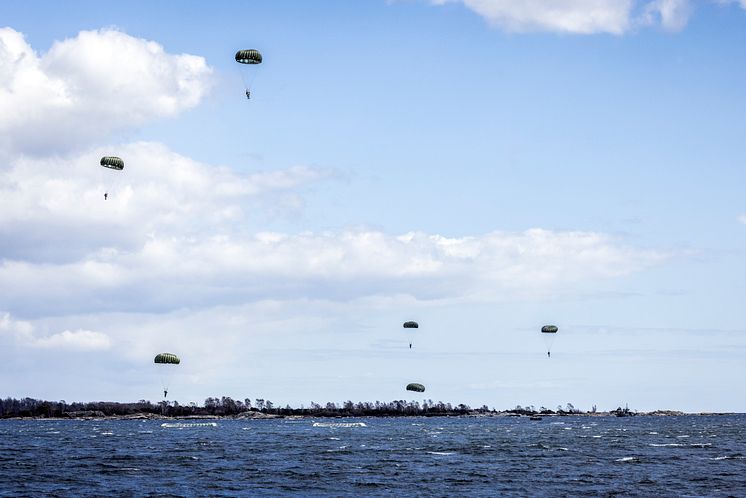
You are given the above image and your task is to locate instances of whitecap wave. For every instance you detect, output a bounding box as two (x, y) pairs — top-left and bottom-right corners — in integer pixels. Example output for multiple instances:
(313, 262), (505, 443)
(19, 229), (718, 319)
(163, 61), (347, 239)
(312, 422), (367, 428)
(711, 455), (745, 461)
(161, 422), (217, 428)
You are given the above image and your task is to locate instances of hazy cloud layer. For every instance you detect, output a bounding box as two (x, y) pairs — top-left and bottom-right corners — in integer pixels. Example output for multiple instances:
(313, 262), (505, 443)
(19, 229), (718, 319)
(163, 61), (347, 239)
(0, 137), (666, 316)
(428, 0), (693, 34)
(0, 224), (667, 316)
(639, 0), (692, 31)
(0, 28), (212, 155)
(718, 0), (746, 9)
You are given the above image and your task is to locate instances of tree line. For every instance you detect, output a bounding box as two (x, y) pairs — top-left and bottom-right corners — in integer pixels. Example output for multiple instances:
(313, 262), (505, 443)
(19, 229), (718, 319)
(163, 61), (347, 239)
(0, 397), (616, 418)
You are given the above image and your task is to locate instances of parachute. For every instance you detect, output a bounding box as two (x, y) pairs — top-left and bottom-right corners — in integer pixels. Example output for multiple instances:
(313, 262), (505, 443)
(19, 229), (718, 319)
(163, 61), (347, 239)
(154, 353), (180, 399)
(406, 383), (425, 393)
(235, 49), (262, 65)
(235, 49), (262, 99)
(541, 325), (558, 356)
(100, 156), (124, 170)
(154, 353), (180, 364)
(403, 321), (419, 329)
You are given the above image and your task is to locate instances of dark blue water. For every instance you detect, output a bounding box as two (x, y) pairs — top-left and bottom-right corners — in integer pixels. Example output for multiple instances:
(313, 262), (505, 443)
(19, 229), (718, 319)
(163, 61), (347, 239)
(1, 415), (745, 496)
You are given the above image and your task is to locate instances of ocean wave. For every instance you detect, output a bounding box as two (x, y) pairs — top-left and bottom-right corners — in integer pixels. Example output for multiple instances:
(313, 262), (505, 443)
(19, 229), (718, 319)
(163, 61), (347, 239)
(312, 422), (367, 428)
(161, 422), (217, 428)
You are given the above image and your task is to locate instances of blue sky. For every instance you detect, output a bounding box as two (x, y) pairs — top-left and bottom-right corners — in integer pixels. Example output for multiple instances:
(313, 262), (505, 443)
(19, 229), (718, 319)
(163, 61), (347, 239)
(1, 0), (745, 412)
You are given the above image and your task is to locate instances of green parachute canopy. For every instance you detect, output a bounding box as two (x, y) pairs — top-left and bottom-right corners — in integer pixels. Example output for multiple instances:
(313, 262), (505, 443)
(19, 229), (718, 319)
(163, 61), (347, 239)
(154, 353), (180, 365)
(235, 49), (262, 64)
(406, 383), (425, 393)
(541, 325), (558, 334)
(100, 156), (124, 171)
(403, 321), (419, 329)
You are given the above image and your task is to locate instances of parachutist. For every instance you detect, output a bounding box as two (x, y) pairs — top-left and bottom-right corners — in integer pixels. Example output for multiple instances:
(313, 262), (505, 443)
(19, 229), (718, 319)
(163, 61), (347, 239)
(104, 192), (108, 200)
(245, 89), (251, 99)
(547, 351), (551, 358)
(409, 343), (412, 349)
(164, 389), (168, 398)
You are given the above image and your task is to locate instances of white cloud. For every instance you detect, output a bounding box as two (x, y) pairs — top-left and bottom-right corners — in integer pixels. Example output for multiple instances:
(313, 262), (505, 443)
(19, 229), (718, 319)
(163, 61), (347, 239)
(33, 329), (111, 351)
(640, 0), (691, 31)
(0, 312), (34, 343)
(716, 0), (746, 10)
(0, 28), (212, 155)
(0, 141), (334, 263)
(0, 313), (109, 351)
(0, 226), (667, 316)
(428, 0), (693, 34)
(738, 214), (746, 225)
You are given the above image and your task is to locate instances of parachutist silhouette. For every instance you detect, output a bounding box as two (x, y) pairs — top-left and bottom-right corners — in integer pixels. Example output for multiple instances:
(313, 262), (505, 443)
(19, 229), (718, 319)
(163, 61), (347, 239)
(104, 192), (108, 200)
(163, 389), (168, 398)
(245, 89), (251, 99)
(547, 351), (551, 358)
(409, 342), (412, 349)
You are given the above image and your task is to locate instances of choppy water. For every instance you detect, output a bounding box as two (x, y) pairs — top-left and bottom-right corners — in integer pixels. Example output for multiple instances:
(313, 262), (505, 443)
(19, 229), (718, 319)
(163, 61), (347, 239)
(1, 415), (745, 496)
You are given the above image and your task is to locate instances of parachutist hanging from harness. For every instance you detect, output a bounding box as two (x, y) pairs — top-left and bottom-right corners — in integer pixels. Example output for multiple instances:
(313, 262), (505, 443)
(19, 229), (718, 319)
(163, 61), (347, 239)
(235, 49), (262, 101)
(99, 157), (123, 201)
(154, 352), (179, 403)
(547, 351), (550, 358)
(403, 321), (418, 351)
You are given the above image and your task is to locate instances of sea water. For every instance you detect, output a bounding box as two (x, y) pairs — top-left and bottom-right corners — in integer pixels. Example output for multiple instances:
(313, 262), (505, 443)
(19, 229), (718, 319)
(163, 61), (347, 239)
(1, 415), (745, 496)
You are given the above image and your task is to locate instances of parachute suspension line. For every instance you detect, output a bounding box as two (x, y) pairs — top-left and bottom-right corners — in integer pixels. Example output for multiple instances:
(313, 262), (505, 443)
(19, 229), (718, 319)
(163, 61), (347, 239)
(541, 325), (558, 357)
(235, 49), (262, 100)
(99, 156), (124, 200)
(154, 353), (180, 406)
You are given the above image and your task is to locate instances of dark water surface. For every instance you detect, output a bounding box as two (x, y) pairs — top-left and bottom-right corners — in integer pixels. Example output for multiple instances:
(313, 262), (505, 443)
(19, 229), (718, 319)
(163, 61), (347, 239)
(1, 415), (745, 496)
